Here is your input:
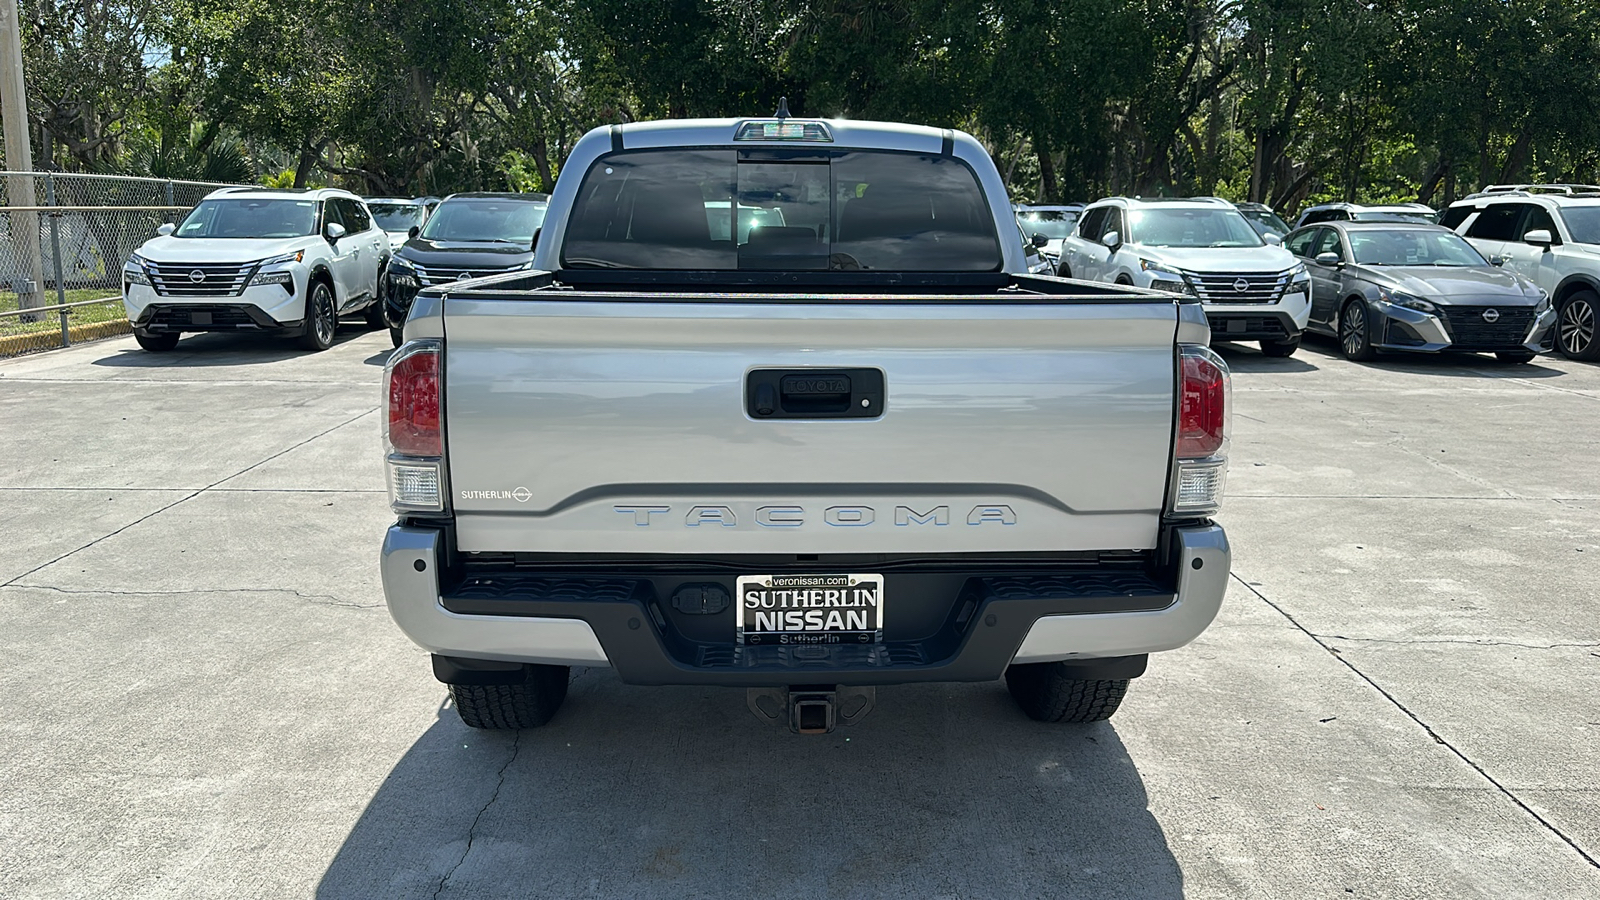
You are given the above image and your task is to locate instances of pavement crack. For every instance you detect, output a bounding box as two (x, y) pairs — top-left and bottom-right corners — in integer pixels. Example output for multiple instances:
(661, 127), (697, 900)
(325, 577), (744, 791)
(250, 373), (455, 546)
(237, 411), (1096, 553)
(0, 406), (377, 589)
(3, 583), (381, 609)
(435, 731), (521, 899)
(1232, 572), (1600, 871)
(1315, 634), (1600, 651)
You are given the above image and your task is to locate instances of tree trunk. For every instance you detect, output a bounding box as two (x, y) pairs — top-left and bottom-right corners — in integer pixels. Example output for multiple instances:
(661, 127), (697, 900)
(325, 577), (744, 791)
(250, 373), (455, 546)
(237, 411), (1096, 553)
(293, 144), (319, 189)
(1037, 146), (1057, 204)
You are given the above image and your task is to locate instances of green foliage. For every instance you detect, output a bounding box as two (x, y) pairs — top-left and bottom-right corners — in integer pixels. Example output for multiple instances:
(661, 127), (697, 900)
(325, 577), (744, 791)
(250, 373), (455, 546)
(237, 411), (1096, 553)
(15, 0), (1600, 215)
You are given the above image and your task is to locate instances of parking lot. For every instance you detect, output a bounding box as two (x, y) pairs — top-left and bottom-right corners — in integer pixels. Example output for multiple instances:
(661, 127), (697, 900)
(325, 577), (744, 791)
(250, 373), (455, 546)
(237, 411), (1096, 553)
(2, 327), (1598, 899)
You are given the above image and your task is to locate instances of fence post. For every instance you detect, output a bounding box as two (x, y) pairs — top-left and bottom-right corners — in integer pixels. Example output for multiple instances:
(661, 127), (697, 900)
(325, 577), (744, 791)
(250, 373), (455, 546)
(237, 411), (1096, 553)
(164, 179), (174, 213)
(44, 173), (70, 346)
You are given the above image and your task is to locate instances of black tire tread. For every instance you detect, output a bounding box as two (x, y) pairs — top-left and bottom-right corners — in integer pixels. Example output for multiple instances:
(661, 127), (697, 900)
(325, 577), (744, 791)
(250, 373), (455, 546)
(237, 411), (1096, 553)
(135, 332), (180, 352)
(1260, 336), (1300, 358)
(1005, 664), (1129, 723)
(449, 666), (568, 729)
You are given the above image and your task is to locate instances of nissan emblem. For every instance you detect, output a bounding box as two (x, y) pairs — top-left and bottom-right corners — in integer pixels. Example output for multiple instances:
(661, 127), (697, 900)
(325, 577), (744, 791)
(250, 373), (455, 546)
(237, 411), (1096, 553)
(1232, 278), (1250, 292)
(188, 270), (206, 283)
(1482, 308), (1500, 323)
(456, 272), (470, 281)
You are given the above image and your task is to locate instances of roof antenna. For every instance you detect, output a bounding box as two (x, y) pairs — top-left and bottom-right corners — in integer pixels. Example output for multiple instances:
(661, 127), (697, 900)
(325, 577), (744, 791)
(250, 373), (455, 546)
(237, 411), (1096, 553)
(775, 96), (790, 120)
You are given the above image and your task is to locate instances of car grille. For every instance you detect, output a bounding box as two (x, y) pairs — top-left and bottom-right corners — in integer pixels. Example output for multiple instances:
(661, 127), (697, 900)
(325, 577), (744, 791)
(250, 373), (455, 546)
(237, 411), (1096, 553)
(145, 262), (256, 297)
(1207, 314), (1289, 338)
(1190, 270), (1292, 304)
(144, 305), (262, 329)
(1440, 306), (1534, 348)
(413, 265), (510, 286)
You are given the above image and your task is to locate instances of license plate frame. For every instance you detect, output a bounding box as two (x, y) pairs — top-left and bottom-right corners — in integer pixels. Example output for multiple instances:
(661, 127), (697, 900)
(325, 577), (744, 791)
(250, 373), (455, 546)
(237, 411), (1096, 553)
(734, 573), (885, 646)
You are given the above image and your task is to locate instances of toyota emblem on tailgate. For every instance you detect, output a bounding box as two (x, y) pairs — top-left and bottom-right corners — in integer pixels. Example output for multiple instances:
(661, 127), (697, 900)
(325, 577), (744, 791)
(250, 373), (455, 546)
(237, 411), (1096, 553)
(1482, 308), (1500, 323)
(1232, 278), (1250, 292)
(188, 270), (205, 283)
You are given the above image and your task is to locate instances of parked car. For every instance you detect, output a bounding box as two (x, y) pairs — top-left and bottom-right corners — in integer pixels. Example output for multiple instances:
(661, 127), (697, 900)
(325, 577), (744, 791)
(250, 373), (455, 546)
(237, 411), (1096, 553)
(1441, 186), (1600, 360)
(366, 197), (430, 250)
(383, 192), (548, 346)
(121, 187), (389, 352)
(1015, 204), (1084, 269)
(1233, 201), (1291, 240)
(1284, 221), (1554, 363)
(380, 114), (1232, 734)
(1059, 196), (1311, 357)
(1293, 202), (1437, 228)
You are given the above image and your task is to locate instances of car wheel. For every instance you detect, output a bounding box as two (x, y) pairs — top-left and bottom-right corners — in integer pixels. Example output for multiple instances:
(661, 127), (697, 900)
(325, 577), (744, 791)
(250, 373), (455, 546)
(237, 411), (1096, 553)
(449, 665), (569, 729)
(1339, 299), (1377, 361)
(1495, 351), (1537, 364)
(1260, 336), (1301, 358)
(298, 278), (336, 351)
(1005, 663), (1129, 723)
(1056, 263), (1072, 278)
(1556, 290), (1600, 361)
(135, 332), (180, 352)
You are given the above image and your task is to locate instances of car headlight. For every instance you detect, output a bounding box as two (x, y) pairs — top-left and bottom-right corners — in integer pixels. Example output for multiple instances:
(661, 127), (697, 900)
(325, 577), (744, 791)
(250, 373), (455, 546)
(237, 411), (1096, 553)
(123, 255), (151, 285)
(390, 257), (421, 286)
(1379, 287), (1437, 312)
(1140, 258), (1185, 277)
(1532, 287), (1551, 314)
(258, 249), (305, 268)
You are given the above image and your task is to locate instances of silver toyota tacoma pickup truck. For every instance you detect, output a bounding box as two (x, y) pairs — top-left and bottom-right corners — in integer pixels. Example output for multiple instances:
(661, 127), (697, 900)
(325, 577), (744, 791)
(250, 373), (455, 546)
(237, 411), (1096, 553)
(380, 114), (1233, 734)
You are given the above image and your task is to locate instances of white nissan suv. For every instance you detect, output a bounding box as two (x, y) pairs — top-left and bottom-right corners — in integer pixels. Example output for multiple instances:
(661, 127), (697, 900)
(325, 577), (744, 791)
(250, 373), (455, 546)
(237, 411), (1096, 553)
(1059, 197), (1311, 357)
(122, 187), (390, 352)
(1442, 187), (1600, 360)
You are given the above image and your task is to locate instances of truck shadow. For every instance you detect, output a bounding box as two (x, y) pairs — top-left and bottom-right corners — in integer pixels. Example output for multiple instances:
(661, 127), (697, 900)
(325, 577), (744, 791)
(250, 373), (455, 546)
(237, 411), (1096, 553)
(317, 673), (1183, 899)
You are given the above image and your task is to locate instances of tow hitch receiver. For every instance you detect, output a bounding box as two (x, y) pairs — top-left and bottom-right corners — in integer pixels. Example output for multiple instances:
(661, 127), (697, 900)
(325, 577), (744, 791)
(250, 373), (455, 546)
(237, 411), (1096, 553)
(747, 685), (876, 734)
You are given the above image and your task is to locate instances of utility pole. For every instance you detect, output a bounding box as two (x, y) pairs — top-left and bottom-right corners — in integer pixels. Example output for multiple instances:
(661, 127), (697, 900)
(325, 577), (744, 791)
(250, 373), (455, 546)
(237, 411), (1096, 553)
(0, 0), (43, 318)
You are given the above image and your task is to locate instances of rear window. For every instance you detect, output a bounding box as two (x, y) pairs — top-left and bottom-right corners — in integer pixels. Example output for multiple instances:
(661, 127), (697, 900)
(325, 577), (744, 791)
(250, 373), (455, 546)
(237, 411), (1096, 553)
(560, 149), (1001, 271)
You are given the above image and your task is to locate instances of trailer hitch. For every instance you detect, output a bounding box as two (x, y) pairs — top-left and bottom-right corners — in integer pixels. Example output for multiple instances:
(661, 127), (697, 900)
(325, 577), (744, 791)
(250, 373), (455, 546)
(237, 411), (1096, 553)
(746, 684), (876, 734)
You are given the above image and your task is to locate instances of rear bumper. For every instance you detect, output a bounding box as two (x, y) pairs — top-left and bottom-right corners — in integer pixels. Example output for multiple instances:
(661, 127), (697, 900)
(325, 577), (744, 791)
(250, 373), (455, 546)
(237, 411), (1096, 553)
(380, 523), (1230, 685)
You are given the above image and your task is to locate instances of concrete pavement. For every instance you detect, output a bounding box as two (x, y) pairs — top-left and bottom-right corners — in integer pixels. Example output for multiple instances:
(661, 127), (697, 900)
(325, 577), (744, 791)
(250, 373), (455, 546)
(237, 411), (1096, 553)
(1, 327), (1597, 898)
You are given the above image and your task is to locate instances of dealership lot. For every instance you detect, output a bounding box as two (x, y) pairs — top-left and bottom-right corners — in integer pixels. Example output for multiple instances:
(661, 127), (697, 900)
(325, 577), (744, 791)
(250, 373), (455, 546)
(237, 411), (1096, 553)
(1, 330), (1598, 899)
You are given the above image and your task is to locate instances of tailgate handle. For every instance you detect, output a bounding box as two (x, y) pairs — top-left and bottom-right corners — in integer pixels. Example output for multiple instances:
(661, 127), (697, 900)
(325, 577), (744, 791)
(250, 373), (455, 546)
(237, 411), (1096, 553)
(746, 368), (884, 419)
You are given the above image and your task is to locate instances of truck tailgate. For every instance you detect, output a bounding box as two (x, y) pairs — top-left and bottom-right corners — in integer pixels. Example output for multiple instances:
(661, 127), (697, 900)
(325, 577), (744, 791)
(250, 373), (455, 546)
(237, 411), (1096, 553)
(442, 296), (1178, 554)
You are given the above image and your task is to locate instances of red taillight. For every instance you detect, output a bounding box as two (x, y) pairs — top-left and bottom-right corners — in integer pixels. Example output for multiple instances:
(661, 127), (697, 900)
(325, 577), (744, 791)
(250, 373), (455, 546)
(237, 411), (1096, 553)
(1178, 351), (1226, 458)
(387, 344), (441, 457)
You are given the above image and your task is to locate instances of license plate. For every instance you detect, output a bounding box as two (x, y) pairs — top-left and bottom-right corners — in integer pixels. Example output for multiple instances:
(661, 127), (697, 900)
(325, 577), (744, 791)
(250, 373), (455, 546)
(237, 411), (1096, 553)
(735, 574), (884, 645)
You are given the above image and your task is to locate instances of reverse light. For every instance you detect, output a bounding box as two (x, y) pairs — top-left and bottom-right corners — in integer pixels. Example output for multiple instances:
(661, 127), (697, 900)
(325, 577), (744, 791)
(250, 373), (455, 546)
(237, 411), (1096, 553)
(1170, 345), (1231, 516)
(384, 340), (445, 513)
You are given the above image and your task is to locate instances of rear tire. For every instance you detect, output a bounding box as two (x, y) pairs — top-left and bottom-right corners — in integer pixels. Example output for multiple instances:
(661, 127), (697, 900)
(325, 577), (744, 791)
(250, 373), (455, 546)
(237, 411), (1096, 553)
(1339, 299), (1377, 361)
(1556, 290), (1600, 361)
(298, 279), (336, 351)
(450, 665), (569, 729)
(1496, 351), (1537, 364)
(1260, 336), (1301, 358)
(1005, 663), (1129, 723)
(135, 332), (180, 352)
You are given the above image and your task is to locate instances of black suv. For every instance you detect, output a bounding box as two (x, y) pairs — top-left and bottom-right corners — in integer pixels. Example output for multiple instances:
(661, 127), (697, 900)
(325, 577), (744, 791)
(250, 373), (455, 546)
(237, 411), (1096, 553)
(383, 192), (549, 345)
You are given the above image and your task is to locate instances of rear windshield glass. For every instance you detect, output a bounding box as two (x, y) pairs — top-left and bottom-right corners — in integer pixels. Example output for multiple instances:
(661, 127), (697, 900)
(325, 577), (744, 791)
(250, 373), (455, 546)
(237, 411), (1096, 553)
(369, 203), (426, 233)
(1017, 210), (1079, 240)
(561, 149), (1001, 271)
(176, 199), (316, 239)
(421, 198), (547, 243)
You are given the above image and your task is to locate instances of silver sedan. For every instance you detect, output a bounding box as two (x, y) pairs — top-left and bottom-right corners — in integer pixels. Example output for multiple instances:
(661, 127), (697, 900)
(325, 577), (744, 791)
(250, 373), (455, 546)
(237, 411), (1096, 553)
(1283, 222), (1556, 363)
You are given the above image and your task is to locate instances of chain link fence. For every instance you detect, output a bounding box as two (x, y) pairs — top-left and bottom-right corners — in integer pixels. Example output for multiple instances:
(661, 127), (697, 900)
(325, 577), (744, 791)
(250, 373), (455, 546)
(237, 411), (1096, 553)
(1, 172), (241, 358)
